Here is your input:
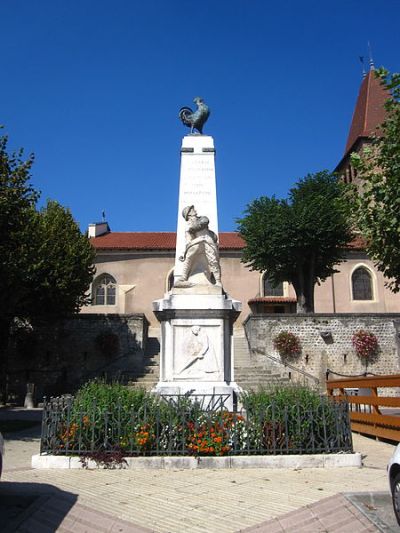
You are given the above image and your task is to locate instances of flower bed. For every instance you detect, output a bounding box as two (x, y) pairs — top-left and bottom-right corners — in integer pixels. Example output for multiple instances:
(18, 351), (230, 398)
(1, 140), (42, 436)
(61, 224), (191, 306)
(39, 382), (353, 459)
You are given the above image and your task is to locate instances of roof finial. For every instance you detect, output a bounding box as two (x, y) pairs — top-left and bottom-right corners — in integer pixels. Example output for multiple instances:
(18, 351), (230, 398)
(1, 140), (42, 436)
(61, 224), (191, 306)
(102, 209), (106, 222)
(359, 56), (367, 78)
(368, 41), (375, 70)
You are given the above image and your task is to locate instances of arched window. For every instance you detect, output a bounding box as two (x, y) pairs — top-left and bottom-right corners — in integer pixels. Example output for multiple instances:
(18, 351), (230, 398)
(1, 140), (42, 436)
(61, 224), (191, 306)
(352, 267), (373, 301)
(92, 274), (117, 305)
(263, 274), (284, 297)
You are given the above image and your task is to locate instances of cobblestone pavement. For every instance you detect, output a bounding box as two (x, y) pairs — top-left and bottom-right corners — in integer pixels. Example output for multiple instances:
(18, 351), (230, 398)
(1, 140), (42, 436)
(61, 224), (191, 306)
(1, 409), (398, 532)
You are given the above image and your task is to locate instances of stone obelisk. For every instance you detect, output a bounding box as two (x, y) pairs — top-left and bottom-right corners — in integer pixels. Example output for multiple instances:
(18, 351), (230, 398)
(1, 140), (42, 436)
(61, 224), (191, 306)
(153, 101), (241, 409)
(174, 135), (218, 284)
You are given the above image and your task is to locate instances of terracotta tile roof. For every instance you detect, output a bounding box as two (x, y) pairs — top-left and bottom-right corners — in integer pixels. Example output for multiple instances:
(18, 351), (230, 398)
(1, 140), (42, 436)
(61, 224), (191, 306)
(248, 297), (297, 304)
(344, 70), (390, 156)
(90, 232), (245, 250)
(91, 232), (365, 251)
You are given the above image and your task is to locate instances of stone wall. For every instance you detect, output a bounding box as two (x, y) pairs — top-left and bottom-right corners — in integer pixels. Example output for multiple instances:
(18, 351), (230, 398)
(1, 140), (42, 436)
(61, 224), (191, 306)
(7, 313), (149, 402)
(244, 314), (400, 388)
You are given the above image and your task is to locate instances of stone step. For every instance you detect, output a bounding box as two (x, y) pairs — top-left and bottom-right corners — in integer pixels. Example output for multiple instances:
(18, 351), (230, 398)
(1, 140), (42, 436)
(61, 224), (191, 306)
(121, 328), (295, 392)
(128, 375), (159, 382)
(143, 355), (160, 363)
(125, 369), (159, 378)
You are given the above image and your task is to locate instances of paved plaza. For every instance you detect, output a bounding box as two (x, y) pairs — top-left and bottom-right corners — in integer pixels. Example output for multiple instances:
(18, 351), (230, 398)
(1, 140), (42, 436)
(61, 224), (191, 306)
(1, 408), (399, 532)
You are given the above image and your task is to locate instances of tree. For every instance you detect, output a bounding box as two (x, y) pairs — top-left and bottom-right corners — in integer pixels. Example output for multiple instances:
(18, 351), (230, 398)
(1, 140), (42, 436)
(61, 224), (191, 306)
(237, 171), (352, 313)
(0, 133), (95, 400)
(350, 68), (400, 292)
(29, 200), (96, 318)
(0, 135), (38, 345)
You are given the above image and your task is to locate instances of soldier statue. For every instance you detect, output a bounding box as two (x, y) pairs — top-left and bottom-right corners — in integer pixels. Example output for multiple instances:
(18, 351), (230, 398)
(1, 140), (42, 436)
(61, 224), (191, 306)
(175, 205), (221, 288)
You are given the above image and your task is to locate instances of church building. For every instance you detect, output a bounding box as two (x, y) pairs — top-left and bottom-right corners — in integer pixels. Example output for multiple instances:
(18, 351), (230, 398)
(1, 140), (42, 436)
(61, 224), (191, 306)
(82, 65), (400, 328)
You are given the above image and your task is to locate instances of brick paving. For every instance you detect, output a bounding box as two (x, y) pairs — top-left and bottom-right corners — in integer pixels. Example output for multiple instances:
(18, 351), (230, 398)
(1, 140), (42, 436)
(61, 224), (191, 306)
(1, 412), (397, 532)
(241, 494), (378, 532)
(15, 497), (153, 533)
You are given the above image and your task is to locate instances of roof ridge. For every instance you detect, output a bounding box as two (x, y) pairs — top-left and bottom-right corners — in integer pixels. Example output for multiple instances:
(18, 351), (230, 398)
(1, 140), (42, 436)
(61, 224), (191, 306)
(94, 230), (240, 235)
(363, 71), (371, 133)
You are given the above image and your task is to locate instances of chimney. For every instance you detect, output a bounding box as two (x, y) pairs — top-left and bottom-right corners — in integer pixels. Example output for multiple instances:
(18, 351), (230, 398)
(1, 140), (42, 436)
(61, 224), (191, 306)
(88, 222), (110, 238)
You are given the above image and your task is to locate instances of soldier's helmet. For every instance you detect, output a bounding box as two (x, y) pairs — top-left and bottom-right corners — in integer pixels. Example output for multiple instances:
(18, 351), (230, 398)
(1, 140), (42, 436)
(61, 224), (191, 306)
(182, 205), (195, 220)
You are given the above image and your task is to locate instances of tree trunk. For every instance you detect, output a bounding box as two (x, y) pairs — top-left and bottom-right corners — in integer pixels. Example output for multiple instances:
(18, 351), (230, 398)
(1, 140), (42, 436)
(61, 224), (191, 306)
(293, 262), (315, 314)
(0, 318), (11, 405)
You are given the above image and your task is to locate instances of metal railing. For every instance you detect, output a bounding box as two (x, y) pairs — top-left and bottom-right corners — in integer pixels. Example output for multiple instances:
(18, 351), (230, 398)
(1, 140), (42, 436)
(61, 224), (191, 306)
(251, 348), (320, 386)
(327, 374), (400, 441)
(40, 394), (352, 457)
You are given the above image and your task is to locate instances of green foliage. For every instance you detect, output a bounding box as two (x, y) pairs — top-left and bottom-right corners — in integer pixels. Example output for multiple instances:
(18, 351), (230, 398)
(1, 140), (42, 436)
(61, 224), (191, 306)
(350, 68), (400, 292)
(0, 131), (95, 399)
(241, 384), (321, 414)
(237, 171), (352, 312)
(0, 132), (95, 328)
(30, 200), (95, 317)
(73, 380), (153, 413)
(0, 134), (38, 324)
(46, 383), (351, 457)
(241, 385), (339, 451)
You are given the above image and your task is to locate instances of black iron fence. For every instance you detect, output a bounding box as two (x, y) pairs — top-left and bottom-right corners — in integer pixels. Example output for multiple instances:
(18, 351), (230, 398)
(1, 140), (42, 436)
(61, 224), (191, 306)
(40, 394), (353, 457)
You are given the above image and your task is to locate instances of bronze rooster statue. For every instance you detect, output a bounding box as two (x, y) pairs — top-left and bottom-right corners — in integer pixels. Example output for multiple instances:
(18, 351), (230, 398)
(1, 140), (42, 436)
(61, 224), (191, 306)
(179, 97), (210, 134)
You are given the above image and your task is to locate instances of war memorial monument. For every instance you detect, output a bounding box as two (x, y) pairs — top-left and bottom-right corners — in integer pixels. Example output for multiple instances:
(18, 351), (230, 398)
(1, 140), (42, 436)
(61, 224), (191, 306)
(153, 98), (241, 409)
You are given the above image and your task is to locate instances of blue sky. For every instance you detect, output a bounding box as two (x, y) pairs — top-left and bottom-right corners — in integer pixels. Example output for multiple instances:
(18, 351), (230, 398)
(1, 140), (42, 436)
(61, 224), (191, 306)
(1, 1), (400, 232)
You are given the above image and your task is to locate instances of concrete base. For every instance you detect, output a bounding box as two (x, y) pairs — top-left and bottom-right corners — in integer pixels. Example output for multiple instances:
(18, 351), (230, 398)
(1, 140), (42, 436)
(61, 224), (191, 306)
(32, 452), (362, 470)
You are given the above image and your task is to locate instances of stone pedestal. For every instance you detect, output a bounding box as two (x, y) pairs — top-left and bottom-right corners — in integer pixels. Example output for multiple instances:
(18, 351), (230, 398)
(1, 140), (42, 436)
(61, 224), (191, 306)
(153, 292), (241, 409)
(153, 134), (242, 410)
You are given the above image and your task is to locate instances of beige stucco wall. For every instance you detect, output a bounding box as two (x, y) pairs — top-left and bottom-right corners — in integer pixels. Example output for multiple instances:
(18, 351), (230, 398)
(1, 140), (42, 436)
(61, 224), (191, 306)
(81, 250), (261, 327)
(81, 249), (400, 327)
(315, 251), (400, 314)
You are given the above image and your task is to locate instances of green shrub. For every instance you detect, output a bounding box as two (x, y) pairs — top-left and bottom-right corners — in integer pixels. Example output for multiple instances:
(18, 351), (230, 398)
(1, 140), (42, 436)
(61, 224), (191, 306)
(45, 382), (351, 457)
(73, 379), (152, 413)
(240, 385), (338, 451)
(241, 384), (321, 414)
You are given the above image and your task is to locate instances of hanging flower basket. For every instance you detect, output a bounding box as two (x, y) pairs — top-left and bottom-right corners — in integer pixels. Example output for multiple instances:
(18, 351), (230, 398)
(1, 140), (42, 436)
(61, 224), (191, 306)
(352, 330), (379, 360)
(273, 331), (301, 360)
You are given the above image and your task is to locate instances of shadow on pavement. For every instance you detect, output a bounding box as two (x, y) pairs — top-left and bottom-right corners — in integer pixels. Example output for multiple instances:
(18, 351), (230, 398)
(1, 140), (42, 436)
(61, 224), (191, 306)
(0, 407), (43, 442)
(2, 424), (42, 444)
(0, 481), (78, 532)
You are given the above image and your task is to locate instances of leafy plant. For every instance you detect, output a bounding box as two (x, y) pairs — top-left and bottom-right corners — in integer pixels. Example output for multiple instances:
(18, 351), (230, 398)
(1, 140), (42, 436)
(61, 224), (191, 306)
(237, 171), (352, 312)
(352, 330), (379, 360)
(241, 385), (321, 414)
(47, 383), (351, 457)
(73, 379), (151, 413)
(0, 132), (95, 401)
(273, 331), (301, 360)
(350, 68), (400, 292)
(80, 449), (127, 469)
